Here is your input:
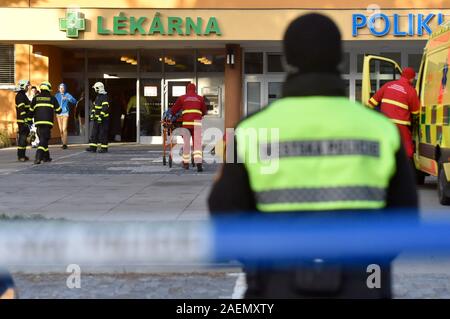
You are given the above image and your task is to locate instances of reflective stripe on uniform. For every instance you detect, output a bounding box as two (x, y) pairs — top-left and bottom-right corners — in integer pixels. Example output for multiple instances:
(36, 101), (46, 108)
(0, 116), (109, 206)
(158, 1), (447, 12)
(182, 109), (203, 115)
(256, 186), (386, 205)
(34, 121), (53, 126)
(55, 107), (62, 112)
(381, 98), (409, 110)
(34, 103), (54, 108)
(16, 120), (24, 123)
(268, 140), (380, 159)
(94, 106), (103, 109)
(17, 146), (27, 150)
(101, 145), (108, 148)
(20, 111), (26, 116)
(391, 119), (411, 126)
(182, 122), (202, 126)
(369, 98), (378, 106)
(89, 143), (97, 147)
(16, 103), (25, 108)
(102, 102), (109, 105)
(37, 146), (49, 152)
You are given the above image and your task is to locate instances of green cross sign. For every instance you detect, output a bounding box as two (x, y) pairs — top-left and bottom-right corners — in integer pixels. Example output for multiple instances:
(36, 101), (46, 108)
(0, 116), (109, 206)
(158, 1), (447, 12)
(59, 11), (86, 38)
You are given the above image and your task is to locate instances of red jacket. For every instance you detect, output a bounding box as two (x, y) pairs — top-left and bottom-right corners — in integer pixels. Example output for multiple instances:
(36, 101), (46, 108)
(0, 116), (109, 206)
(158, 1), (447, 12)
(171, 83), (207, 128)
(368, 77), (420, 126)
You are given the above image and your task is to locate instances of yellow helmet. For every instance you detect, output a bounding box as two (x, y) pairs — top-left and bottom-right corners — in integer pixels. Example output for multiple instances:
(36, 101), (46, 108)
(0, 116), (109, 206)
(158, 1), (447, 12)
(39, 81), (52, 92)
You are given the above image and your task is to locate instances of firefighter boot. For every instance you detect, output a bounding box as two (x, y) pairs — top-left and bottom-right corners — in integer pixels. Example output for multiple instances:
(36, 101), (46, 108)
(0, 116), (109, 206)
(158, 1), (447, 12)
(34, 150), (43, 165)
(86, 145), (97, 153)
(196, 163), (203, 172)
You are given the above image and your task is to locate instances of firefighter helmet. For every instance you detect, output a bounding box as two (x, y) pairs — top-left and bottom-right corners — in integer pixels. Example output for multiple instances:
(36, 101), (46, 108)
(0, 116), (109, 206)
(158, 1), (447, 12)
(17, 80), (30, 91)
(92, 82), (106, 94)
(39, 81), (52, 92)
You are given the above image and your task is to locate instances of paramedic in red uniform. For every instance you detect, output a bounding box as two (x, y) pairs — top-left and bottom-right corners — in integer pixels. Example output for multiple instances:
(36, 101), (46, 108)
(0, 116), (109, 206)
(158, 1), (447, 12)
(368, 67), (420, 159)
(171, 83), (207, 172)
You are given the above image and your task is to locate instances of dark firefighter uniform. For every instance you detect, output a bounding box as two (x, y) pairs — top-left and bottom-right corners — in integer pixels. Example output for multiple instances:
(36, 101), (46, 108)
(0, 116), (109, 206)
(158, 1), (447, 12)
(171, 83), (207, 171)
(30, 82), (61, 164)
(368, 67), (420, 159)
(15, 83), (32, 161)
(208, 14), (418, 299)
(87, 90), (110, 153)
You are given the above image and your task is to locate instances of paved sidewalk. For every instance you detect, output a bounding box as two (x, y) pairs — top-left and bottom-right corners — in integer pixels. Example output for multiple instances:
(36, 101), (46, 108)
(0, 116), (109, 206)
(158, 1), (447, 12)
(0, 143), (217, 221)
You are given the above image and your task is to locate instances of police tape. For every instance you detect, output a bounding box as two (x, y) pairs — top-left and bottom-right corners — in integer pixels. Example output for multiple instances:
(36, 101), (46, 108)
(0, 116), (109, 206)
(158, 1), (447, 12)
(0, 212), (450, 266)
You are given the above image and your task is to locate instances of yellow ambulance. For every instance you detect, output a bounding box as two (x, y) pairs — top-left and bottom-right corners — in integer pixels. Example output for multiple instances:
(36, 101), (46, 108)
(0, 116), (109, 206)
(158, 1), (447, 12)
(361, 23), (450, 205)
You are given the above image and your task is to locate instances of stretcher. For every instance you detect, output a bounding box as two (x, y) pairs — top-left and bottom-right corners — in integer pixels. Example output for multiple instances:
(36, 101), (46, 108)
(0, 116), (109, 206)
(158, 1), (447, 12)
(161, 118), (196, 169)
(161, 118), (178, 168)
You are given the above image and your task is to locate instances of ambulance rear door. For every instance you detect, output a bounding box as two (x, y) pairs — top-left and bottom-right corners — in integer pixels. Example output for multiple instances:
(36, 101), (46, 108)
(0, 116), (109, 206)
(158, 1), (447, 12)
(361, 55), (402, 106)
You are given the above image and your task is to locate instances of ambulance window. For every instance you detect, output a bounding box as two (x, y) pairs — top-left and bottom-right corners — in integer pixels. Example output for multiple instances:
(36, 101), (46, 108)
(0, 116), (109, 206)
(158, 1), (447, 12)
(356, 79), (377, 100)
(380, 52), (401, 65)
(377, 60), (399, 78)
(245, 52), (264, 74)
(357, 54), (375, 73)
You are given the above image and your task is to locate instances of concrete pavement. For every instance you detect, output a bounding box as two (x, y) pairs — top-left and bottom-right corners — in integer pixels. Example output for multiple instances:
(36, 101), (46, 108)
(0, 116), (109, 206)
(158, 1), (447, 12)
(0, 143), (216, 221)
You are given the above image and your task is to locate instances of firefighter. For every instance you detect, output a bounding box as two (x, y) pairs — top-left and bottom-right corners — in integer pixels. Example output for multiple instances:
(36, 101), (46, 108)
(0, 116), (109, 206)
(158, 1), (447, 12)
(170, 83), (207, 172)
(86, 82), (110, 153)
(29, 81), (61, 165)
(208, 14), (418, 298)
(15, 80), (32, 161)
(368, 67), (420, 159)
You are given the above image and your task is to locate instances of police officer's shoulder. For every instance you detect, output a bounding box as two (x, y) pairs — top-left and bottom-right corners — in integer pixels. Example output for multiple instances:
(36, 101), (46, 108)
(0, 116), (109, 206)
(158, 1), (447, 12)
(236, 103), (276, 130)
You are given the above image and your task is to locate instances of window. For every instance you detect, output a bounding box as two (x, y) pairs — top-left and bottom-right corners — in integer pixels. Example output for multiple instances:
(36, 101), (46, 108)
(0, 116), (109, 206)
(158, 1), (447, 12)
(0, 44), (14, 84)
(408, 54), (423, 72)
(340, 53), (350, 74)
(247, 82), (261, 114)
(245, 52), (263, 74)
(141, 50), (163, 73)
(163, 50), (195, 73)
(196, 49), (225, 73)
(88, 50), (138, 74)
(267, 53), (283, 73)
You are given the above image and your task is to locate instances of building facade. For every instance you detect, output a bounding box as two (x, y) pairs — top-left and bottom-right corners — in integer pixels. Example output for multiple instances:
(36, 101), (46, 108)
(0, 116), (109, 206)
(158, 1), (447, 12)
(0, 0), (448, 144)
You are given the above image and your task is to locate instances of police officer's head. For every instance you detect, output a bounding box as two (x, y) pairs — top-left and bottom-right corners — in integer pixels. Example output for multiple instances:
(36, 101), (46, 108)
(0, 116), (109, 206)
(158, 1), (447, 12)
(283, 13), (342, 75)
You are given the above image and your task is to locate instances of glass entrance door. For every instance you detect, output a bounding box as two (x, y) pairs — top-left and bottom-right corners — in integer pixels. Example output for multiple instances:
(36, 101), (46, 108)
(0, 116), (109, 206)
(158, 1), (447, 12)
(137, 79), (162, 144)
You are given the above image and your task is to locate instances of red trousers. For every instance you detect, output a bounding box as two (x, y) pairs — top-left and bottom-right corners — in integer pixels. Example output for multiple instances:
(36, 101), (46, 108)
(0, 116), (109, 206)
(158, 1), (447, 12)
(182, 127), (203, 164)
(396, 124), (414, 159)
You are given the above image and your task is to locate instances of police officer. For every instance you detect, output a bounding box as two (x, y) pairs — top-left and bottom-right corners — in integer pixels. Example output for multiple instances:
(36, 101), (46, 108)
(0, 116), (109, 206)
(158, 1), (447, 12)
(208, 14), (418, 298)
(30, 81), (61, 165)
(15, 80), (32, 161)
(86, 82), (110, 153)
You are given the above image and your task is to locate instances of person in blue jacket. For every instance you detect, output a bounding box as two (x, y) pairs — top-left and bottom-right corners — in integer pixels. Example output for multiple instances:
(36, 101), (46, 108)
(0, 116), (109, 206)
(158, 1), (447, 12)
(55, 83), (77, 149)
